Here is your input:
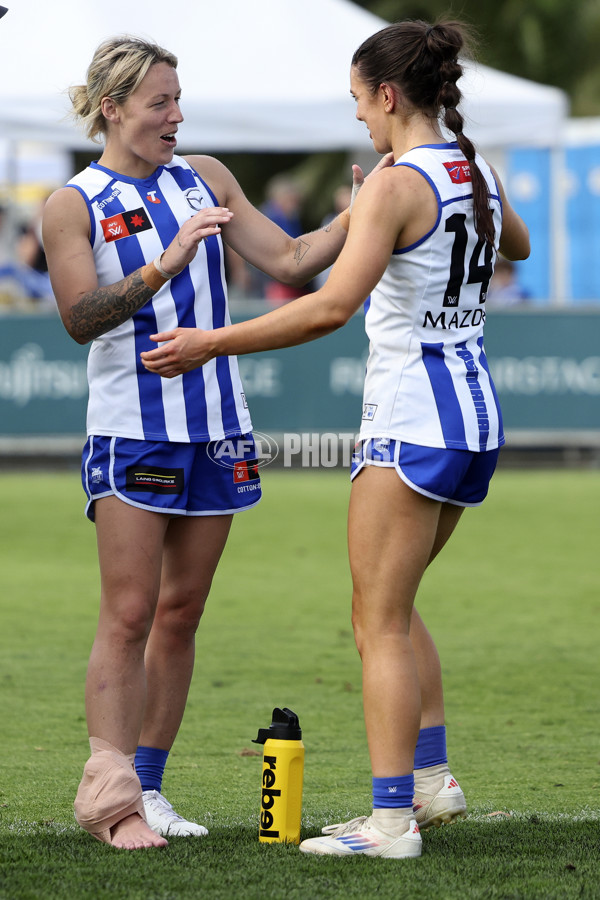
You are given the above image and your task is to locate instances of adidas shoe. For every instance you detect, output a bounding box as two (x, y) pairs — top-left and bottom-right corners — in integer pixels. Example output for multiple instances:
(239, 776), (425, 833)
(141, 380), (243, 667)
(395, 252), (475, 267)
(299, 815), (421, 858)
(413, 774), (467, 830)
(142, 790), (208, 837)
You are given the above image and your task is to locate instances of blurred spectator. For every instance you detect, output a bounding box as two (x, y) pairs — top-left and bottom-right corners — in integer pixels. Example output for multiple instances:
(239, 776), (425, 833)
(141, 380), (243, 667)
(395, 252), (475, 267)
(18, 203), (48, 274)
(0, 203), (11, 264)
(16, 194), (53, 303)
(0, 196), (54, 307)
(224, 244), (261, 300)
(314, 183), (353, 289)
(0, 203), (20, 307)
(260, 174), (307, 305)
(487, 257), (530, 308)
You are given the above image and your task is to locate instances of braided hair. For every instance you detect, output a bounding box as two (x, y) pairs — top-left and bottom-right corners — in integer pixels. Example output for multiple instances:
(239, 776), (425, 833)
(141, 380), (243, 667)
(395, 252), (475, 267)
(352, 20), (495, 246)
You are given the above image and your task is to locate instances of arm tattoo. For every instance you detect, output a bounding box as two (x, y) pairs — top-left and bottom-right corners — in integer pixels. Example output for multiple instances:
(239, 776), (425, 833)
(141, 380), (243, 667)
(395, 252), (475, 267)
(293, 239), (310, 266)
(69, 270), (156, 343)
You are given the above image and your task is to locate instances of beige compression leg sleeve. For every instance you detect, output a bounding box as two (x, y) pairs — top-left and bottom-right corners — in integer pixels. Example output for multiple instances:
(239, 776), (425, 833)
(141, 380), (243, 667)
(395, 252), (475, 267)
(74, 737), (146, 843)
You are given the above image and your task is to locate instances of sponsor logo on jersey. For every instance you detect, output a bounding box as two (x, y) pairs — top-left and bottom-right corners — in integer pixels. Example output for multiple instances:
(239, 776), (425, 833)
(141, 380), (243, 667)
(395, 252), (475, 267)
(101, 207), (154, 242)
(443, 161), (472, 184)
(146, 190), (161, 204)
(96, 188), (122, 210)
(125, 466), (184, 493)
(233, 459), (260, 483)
(362, 403), (378, 421)
(185, 187), (204, 211)
(422, 308), (486, 330)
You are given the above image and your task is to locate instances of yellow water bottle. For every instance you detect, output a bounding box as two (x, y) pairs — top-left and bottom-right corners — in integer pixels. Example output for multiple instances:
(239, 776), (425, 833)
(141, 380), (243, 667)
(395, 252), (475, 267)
(253, 707), (305, 844)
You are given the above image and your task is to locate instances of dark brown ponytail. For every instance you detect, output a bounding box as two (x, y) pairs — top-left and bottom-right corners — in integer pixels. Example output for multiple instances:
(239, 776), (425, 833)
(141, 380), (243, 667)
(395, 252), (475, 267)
(352, 19), (495, 245)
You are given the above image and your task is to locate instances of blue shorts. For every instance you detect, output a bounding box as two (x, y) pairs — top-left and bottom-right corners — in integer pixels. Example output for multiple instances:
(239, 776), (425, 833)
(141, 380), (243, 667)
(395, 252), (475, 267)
(82, 434), (262, 522)
(351, 438), (499, 507)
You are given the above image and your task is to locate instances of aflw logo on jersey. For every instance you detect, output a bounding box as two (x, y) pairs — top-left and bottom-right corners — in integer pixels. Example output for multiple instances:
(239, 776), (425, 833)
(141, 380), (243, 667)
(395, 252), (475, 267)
(443, 161), (472, 184)
(101, 208), (154, 242)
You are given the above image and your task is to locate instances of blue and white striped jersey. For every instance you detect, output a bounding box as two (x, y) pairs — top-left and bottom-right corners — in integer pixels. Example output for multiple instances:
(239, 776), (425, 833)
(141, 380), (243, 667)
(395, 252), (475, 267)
(67, 156), (252, 442)
(359, 142), (504, 453)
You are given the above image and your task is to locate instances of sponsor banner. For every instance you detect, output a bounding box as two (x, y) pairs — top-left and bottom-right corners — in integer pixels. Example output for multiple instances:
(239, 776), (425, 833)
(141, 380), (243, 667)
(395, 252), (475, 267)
(0, 310), (599, 439)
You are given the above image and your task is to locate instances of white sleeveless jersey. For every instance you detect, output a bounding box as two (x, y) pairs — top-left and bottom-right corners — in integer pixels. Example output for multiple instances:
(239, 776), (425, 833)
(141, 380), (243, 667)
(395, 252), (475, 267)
(359, 142), (504, 452)
(67, 156), (252, 442)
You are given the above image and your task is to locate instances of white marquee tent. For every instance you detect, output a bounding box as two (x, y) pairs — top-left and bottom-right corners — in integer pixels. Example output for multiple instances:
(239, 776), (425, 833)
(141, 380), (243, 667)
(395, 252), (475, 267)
(0, 0), (568, 153)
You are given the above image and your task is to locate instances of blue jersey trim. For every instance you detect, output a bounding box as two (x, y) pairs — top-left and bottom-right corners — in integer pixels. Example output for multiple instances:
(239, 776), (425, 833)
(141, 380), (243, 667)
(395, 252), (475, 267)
(408, 141), (460, 151)
(66, 183), (97, 247)
(441, 193), (473, 207)
(90, 159), (164, 189)
(391, 163), (442, 255)
(186, 163), (220, 207)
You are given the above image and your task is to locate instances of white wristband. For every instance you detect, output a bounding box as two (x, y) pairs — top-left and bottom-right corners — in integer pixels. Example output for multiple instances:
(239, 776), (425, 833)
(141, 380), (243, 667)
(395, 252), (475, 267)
(153, 253), (175, 280)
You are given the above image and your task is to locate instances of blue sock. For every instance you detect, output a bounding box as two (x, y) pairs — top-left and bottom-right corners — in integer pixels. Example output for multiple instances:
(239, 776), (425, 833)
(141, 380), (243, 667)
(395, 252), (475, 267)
(135, 745), (169, 793)
(414, 725), (447, 770)
(372, 774), (414, 809)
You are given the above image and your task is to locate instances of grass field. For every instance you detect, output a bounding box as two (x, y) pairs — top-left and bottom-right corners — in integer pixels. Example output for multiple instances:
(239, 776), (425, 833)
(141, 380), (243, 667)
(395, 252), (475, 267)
(1, 467), (599, 899)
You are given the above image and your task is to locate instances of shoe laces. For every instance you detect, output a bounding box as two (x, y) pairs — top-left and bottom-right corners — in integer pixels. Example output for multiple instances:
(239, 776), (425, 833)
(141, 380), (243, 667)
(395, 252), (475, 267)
(322, 816), (369, 837)
(144, 791), (185, 822)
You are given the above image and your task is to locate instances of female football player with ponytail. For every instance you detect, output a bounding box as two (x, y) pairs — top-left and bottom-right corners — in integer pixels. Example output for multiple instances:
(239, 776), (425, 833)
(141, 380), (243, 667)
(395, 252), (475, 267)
(142, 20), (530, 859)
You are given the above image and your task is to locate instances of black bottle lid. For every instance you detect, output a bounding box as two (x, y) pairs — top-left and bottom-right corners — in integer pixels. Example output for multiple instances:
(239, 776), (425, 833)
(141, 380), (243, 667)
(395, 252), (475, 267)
(253, 707), (302, 744)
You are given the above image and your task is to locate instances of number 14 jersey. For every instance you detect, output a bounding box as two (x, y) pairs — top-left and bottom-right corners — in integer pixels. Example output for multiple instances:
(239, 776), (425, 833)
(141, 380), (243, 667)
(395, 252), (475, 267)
(359, 142), (504, 453)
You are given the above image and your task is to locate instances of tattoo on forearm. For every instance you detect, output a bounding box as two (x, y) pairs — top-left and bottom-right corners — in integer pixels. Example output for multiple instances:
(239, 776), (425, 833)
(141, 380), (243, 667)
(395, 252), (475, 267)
(294, 239), (310, 266)
(70, 271), (155, 343)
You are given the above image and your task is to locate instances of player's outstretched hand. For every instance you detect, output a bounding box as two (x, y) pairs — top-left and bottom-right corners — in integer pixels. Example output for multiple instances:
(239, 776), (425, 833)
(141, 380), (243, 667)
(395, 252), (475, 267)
(140, 328), (214, 378)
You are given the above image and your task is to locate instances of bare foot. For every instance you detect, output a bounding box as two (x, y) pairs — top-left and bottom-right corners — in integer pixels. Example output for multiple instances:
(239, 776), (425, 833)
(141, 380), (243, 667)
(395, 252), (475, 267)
(110, 813), (168, 849)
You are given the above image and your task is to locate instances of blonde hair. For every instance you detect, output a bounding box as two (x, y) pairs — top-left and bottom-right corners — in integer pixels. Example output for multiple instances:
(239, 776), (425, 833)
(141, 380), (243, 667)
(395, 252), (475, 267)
(69, 36), (178, 142)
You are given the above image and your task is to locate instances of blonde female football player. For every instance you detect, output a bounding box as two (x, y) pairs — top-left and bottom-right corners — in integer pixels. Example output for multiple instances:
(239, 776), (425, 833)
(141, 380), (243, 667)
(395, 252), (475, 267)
(42, 35), (385, 851)
(141, 20), (530, 859)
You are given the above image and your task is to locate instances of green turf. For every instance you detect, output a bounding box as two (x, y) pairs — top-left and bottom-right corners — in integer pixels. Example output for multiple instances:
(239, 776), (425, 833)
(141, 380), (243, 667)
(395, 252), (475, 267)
(1, 468), (599, 899)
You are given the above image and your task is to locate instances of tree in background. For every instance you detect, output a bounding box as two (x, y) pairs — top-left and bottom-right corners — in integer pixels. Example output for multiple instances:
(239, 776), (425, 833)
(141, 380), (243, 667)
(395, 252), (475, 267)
(354, 0), (600, 115)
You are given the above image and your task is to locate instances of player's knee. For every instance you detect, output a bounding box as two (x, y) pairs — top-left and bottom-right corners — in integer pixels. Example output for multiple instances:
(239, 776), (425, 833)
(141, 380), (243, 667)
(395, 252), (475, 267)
(154, 590), (208, 642)
(102, 597), (156, 646)
(352, 595), (411, 647)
